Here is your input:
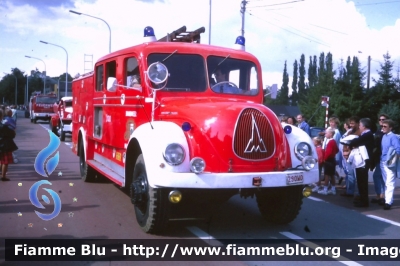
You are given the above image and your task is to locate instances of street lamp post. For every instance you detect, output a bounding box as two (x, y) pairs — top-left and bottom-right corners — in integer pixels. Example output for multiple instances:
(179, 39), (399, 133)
(25, 55), (46, 94)
(40, 41), (69, 97)
(69, 10), (111, 53)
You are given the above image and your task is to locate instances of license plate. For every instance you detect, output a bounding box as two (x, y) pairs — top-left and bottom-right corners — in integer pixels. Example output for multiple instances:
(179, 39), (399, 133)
(287, 173), (304, 185)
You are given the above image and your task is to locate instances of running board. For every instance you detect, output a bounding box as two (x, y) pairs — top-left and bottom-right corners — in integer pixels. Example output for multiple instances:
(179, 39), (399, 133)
(87, 159), (125, 187)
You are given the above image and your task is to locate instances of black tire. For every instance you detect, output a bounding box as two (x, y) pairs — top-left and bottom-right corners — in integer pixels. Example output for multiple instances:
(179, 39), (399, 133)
(79, 142), (96, 182)
(33, 118), (37, 124)
(60, 126), (66, 141)
(256, 186), (303, 224)
(130, 154), (169, 234)
(52, 126), (58, 136)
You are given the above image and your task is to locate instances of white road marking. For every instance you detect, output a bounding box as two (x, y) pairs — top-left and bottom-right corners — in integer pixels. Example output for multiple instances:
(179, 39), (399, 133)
(307, 196), (325, 202)
(186, 226), (224, 246)
(280, 231), (362, 266)
(366, 215), (400, 227)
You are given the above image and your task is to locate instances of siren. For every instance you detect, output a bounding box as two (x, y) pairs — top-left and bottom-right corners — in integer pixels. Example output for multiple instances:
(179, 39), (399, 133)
(144, 26), (157, 42)
(233, 36), (245, 51)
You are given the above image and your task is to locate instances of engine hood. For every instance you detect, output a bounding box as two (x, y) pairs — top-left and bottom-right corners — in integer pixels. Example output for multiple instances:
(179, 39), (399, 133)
(158, 97), (290, 172)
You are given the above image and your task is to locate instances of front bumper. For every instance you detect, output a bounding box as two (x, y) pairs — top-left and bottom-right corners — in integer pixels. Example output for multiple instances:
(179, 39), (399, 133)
(151, 168), (319, 189)
(34, 113), (54, 118)
(62, 120), (72, 133)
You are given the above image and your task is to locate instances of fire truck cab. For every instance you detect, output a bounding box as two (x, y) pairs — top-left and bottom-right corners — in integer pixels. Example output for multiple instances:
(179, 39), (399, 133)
(29, 92), (57, 123)
(72, 26), (318, 234)
(49, 96), (73, 141)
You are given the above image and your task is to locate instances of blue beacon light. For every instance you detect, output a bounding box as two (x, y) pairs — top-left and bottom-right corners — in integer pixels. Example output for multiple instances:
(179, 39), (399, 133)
(233, 36), (246, 51)
(182, 122), (192, 132)
(143, 26), (157, 42)
(284, 125), (292, 134)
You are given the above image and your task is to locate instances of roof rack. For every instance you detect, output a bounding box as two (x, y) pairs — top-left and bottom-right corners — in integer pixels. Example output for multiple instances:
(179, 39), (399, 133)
(158, 26), (205, 43)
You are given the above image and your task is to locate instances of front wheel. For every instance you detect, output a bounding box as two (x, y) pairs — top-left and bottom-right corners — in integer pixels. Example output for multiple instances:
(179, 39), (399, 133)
(130, 154), (169, 234)
(79, 142), (96, 182)
(256, 186), (303, 224)
(60, 126), (66, 141)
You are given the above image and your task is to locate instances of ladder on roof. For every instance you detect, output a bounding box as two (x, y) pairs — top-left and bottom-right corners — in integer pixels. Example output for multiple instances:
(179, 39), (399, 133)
(158, 26), (205, 43)
(84, 54), (93, 75)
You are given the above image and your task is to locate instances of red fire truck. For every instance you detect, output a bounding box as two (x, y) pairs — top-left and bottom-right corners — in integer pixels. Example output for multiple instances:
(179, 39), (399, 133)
(71, 26), (318, 234)
(49, 96), (73, 141)
(29, 92), (57, 123)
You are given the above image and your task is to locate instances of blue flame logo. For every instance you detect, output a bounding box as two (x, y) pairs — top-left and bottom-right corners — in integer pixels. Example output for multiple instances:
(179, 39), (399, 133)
(30, 130), (62, 221)
(34, 130), (60, 177)
(29, 180), (61, 221)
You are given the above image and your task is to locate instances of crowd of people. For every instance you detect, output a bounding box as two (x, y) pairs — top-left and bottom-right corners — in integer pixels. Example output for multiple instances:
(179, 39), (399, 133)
(0, 105), (18, 181)
(281, 112), (399, 210)
(286, 113), (400, 210)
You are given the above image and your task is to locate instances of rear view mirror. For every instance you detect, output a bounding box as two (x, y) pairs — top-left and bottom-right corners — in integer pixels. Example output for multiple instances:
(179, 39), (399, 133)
(107, 77), (117, 92)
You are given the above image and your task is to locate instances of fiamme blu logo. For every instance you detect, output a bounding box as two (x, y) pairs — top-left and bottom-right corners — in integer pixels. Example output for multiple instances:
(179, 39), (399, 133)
(29, 130), (62, 221)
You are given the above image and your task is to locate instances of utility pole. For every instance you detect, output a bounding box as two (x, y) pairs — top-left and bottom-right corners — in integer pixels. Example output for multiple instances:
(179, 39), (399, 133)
(367, 55), (371, 89)
(240, 0), (248, 37)
(209, 0), (212, 44)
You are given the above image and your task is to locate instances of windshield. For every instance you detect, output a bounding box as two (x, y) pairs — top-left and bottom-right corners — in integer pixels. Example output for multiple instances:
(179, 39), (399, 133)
(64, 101), (73, 107)
(207, 56), (259, 95)
(36, 97), (57, 104)
(147, 54), (206, 92)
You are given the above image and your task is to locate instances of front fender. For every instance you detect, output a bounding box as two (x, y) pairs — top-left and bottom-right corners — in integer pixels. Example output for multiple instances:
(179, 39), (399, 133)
(282, 124), (318, 169)
(130, 121), (190, 187)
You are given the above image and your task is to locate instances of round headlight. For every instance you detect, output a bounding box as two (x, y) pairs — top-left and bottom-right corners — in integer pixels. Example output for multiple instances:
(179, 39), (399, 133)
(147, 62), (168, 90)
(190, 157), (206, 174)
(302, 156), (316, 171)
(294, 142), (312, 160)
(163, 143), (185, 166)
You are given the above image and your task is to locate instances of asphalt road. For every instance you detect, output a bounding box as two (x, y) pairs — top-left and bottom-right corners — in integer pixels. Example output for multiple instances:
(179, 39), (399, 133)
(1, 112), (400, 266)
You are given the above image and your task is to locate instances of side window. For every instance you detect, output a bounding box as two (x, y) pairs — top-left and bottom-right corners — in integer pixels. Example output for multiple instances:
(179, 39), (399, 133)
(125, 57), (141, 88)
(106, 60), (117, 79)
(249, 66), (258, 93)
(96, 65), (104, 91)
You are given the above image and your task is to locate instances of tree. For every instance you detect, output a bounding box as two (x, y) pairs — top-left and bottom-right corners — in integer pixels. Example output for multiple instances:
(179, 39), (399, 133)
(380, 102), (400, 133)
(332, 56), (365, 122)
(291, 60), (298, 106)
(58, 73), (73, 82)
(275, 61), (289, 105)
(366, 52), (397, 120)
(298, 54), (306, 103)
(0, 68), (26, 105)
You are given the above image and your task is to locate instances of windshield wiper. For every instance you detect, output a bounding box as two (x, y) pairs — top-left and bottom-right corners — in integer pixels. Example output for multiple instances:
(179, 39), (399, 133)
(162, 50), (178, 62)
(211, 54), (230, 74)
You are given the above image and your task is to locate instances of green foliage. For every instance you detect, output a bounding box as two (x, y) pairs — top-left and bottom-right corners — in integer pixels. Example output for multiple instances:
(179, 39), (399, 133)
(291, 60), (298, 106)
(298, 54), (306, 102)
(58, 73), (73, 82)
(286, 51), (398, 129)
(380, 102), (400, 132)
(275, 61), (289, 105)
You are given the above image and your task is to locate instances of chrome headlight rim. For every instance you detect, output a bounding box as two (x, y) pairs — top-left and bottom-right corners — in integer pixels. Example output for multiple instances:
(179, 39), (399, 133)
(190, 157), (206, 174)
(302, 156), (316, 171)
(163, 143), (185, 166)
(294, 142), (312, 161)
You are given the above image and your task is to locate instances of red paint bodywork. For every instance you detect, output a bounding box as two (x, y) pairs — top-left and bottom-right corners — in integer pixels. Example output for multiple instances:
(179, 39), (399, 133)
(72, 41), (292, 181)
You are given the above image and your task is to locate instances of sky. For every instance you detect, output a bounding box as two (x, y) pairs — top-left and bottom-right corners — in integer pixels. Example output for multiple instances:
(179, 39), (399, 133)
(0, 0), (399, 93)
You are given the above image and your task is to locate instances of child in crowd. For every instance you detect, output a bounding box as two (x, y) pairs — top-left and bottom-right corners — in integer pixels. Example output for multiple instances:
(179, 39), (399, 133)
(312, 136), (325, 192)
(318, 128), (339, 195)
(3, 108), (16, 130)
